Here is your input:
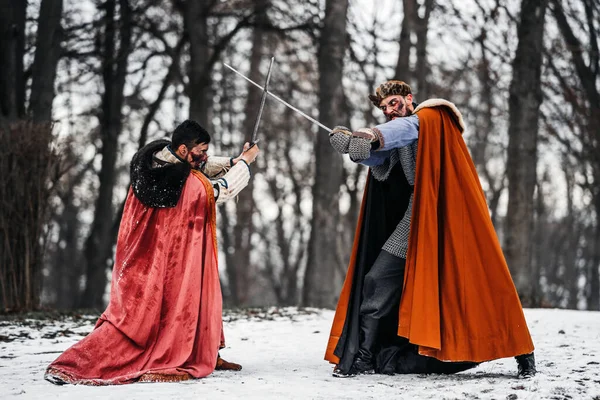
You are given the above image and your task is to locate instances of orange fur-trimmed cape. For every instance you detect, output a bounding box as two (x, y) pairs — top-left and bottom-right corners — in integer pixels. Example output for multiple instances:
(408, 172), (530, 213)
(326, 101), (534, 364)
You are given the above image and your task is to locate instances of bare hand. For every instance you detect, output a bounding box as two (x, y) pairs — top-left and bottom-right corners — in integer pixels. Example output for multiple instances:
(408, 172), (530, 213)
(234, 142), (260, 165)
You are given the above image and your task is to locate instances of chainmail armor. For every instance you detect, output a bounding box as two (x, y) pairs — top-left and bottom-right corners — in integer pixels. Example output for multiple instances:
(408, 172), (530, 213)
(370, 149), (399, 182)
(330, 132), (351, 154)
(378, 140), (418, 258)
(348, 137), (372, 162)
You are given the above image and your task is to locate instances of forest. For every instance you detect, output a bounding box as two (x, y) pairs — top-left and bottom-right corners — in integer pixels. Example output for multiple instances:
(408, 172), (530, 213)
(1, 0), (599, 312)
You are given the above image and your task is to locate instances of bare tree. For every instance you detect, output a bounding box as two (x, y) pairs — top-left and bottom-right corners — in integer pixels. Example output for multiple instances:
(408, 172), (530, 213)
(29, 0), (64, 122)
(0, 122), (59, 311)
(5, 0), (596, 312)
(182, 0), (212, 126)
(0, 0), (26, 121)
(260, 107), (312, 305)
(413, 0), (434, 98)
(394, 0), (415, 81)
(549, 0), (600, 310)
(303, 0), (349, 308)
(503, 0), (549, 307)
(0, 0), (64, 311)
(221, 2), (270, 306)
(392, 0), (434, 97)
(80, 0), (133, 309)
(182, 0), (259, 126)
(466, 3), (508, 226)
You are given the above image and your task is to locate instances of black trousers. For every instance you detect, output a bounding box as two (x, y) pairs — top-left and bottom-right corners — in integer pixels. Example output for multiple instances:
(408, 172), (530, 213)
(360, 250), (406, 319)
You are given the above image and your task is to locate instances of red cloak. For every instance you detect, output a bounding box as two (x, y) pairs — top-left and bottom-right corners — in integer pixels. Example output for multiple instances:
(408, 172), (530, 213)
(326, 105), (534, 364)
(46, 170), (223, 384)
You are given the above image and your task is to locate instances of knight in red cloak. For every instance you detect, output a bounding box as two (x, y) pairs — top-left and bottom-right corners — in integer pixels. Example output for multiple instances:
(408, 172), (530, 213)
(45, 120), (259, 385)
(326, 81), (536, 378)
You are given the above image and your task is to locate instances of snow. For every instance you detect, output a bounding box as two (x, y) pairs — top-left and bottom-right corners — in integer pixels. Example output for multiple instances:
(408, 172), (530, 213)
(1, 308), (599, 399)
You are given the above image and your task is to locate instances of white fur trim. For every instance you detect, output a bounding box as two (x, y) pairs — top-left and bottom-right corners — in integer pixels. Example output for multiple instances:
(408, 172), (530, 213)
(414, 98), (465, 132)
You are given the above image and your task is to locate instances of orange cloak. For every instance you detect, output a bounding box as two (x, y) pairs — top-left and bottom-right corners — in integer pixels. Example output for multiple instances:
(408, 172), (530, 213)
(326, 105), (534, 364)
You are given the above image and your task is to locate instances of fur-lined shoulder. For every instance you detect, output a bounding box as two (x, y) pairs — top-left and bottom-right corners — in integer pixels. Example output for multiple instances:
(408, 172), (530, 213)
(415, 98), (465, 133)
(130, 139), (191, 208)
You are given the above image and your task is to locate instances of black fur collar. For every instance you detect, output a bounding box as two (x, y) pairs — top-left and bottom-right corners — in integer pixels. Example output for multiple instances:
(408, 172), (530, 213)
(130, 140), (191, 208)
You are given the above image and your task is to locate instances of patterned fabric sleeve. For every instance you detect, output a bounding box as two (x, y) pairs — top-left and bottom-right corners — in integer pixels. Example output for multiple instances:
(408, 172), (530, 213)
(212, 161), (251, 204)
(202, 156), (234, 179)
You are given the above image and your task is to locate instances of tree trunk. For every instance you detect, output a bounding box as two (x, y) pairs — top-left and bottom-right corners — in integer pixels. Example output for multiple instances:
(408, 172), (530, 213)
(0, 0), (26, 120)
(413, 0), (434, 98)
(81, 0), (132, 309)
(472, 28), (506, 228)
(53, 195), (83, 309)
(562, 160), (579, 309)
(503, 0), (548, 306)
(29, 0), (63, 122)
(302, 0), (348, 308)
(551, 0), (600, 309)
(184, 0), (211, 126)
(591, 189), (600, 310)
(394, 0), (415, 81)
(531, 176), (549, 307)
(223, 8), (268, 306)
(0, 2), (57, 311)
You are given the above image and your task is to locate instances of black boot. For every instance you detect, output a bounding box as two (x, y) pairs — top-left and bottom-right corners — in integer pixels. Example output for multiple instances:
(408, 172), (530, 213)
(333, 316), (379, 378)
(515, 352), (536, 379)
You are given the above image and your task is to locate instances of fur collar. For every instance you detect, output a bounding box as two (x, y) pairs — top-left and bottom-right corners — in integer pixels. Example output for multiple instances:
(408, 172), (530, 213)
(130, 140), (191, 208)
(415, 98), (465, 133)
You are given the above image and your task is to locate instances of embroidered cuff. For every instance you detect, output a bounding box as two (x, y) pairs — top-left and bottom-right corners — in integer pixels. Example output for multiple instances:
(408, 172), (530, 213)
(373, 127), (385, 150)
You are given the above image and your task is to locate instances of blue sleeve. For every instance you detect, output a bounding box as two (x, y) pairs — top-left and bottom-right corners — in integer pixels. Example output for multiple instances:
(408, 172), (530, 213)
(361, 149), (391, 166)
(374, 114), (419, 151)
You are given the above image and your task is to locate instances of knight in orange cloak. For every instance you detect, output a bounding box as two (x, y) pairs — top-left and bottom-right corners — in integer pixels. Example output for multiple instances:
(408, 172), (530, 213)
(45, 120), (259, 385)
(326, 81), (536, 378)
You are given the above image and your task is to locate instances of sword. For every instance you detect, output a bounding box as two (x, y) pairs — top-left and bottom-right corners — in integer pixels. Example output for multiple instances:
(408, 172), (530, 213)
(223, 62), (333, 133)
(249, 56), (275, 146)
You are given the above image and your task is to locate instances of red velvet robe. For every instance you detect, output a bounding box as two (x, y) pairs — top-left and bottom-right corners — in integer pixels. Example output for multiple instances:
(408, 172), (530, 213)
(46, 170), (223, 384)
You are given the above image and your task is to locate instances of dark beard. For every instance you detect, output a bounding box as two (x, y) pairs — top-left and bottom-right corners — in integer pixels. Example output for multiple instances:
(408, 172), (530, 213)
(385, 104), (413, 121)
(385, 108), (413, 121)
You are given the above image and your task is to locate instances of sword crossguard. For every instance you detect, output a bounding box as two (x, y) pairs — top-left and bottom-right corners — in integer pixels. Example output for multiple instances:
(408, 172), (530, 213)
(224, 61), (332, 134)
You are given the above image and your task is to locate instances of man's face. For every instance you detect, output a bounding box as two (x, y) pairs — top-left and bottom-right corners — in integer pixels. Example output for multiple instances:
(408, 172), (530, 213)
(379, 94), (413, 121)
(184, 142), (209, 169)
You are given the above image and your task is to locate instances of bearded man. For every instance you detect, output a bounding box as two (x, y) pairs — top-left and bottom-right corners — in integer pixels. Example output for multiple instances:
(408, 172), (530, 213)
(326, 81), (536, 379)
(45, 120), (259, 385)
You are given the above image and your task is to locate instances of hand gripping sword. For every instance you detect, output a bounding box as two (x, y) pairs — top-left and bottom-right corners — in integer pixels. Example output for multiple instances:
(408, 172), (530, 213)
(248, 56), (275, 148)
(223, 62), (333, 134)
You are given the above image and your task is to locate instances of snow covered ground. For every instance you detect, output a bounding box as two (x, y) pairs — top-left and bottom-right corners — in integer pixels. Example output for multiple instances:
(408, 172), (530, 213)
(1, 308), (599, 400)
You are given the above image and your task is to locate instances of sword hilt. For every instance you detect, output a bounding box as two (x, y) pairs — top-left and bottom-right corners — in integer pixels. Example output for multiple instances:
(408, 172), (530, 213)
(246, 139), (260, 151)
